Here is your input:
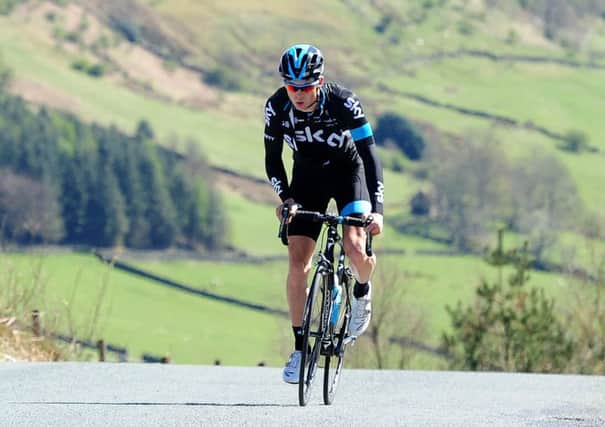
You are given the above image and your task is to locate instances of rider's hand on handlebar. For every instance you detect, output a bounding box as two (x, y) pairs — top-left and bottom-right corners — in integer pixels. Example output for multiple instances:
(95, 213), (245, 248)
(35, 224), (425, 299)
(276, 198), (299, 224)
(365, 213), (383, 236)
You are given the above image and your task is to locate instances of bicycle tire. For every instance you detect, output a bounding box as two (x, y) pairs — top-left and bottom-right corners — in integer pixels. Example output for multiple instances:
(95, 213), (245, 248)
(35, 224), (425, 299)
(298, 270), (326, 406)
(323, 278), (350, 405)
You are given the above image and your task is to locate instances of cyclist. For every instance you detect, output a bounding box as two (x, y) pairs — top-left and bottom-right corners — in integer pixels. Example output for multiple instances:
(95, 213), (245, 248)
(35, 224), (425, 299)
(264, 44), (384, 384)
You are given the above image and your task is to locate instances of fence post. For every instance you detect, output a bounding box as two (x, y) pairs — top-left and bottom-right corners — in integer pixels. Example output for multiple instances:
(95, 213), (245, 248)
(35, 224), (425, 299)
(31, 310), (41, 337)
(97, 340), (106, 362)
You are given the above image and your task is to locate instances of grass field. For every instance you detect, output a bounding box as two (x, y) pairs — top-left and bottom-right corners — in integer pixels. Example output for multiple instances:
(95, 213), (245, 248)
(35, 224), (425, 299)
(1, 252), (288, 366)
(1, 0), (604, 368)
(1, 247), (574, 368)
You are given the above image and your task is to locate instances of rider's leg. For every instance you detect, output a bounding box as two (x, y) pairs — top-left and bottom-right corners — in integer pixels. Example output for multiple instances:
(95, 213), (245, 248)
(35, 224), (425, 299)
(282, 235), (315, 384)
(343, 225), (375, 337)
(286, 235), (316, 329)
(343, 224), (376, 284)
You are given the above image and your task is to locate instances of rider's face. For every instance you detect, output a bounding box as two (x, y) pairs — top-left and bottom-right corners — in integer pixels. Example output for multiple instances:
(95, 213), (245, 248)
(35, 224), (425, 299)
(285, 76), (324, 112)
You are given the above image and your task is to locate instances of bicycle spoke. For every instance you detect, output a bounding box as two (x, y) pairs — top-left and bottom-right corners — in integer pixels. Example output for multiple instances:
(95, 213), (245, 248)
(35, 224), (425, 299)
(298, 271), (326, 406)
(323, 278), (351, 405)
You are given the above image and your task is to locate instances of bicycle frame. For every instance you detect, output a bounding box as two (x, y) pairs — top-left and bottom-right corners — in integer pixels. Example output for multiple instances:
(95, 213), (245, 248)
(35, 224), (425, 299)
(278, 207), (373, 406)
(312, 223), (353, 355)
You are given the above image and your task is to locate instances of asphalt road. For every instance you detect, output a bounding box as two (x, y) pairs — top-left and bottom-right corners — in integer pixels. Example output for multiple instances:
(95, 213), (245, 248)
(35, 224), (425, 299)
(1, 363), (604, 426)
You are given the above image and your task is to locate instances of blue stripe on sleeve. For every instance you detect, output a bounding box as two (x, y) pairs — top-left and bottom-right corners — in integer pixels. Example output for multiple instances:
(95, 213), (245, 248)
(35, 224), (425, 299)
(350, 123), (373, 141)
(341, 200), (372, 216)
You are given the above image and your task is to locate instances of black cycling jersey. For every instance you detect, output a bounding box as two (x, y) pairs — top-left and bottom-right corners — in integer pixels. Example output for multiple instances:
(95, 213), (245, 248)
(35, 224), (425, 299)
(264, 82), (384, 214)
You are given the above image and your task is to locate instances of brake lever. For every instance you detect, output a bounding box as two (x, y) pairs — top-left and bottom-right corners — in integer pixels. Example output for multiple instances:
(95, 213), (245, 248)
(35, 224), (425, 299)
(278, 205), (290, 246)
(365, 215), (374, 257)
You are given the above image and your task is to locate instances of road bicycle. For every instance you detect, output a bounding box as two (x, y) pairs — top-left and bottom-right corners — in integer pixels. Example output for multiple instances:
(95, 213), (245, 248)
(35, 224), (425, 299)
(278, 206), (373, 406)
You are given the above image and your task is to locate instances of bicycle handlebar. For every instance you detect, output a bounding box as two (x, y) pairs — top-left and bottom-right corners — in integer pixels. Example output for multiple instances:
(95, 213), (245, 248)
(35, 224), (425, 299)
(278, 207), (374, 256)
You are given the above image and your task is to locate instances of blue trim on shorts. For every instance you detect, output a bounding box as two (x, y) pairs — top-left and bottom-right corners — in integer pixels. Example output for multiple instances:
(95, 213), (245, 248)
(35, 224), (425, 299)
(350, 123), (373, 141)
(341, 200), (372, 216)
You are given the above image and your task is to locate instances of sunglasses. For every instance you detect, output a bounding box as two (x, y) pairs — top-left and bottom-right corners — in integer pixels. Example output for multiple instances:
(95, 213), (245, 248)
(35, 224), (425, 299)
(285, 83), (318, 93)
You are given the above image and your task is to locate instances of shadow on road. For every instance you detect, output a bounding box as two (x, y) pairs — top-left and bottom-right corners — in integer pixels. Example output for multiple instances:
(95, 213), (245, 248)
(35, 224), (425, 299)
(11, 401), (294, 407)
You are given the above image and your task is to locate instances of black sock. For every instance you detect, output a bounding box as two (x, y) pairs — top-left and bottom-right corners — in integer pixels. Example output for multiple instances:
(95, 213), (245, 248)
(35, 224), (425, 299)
(293, 326), (303, 351)
(293, 327), (311, 354)
(353, 281), (369, 298)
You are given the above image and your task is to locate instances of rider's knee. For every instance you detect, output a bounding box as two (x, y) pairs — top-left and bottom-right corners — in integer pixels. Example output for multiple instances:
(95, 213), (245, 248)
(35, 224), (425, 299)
(288, 240), (314, 274)
(344, 237), (374, 267)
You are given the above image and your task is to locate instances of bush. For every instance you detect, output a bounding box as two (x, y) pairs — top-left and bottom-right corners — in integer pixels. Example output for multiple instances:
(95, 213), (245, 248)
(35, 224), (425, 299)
(442, 231), (575, 373)
(71, 59), (88, 72)
(505, 29), (519, 44)
(203, 66), (242, 91)
(374, 112), (425, 160)
(110, 16), (141, 43)
(457, 20), (474, 35)
(374, 15), (392, 34)
(561, 129), (589, 153)
(410, 191), (430, 216)
(87, 64), (106, 77)
(0, 0), (21, 15)
(65, 32), (80, 44)
(71, 59), (107, 78)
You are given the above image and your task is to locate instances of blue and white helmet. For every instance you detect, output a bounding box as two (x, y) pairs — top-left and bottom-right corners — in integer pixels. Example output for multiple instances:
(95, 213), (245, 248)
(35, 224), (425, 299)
(279, 44), (324, 86)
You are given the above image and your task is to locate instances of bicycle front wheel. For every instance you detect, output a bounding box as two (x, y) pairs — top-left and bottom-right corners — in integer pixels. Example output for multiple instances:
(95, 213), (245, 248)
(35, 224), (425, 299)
(323, 279), (350, 405)
(299, 270), (327, 406)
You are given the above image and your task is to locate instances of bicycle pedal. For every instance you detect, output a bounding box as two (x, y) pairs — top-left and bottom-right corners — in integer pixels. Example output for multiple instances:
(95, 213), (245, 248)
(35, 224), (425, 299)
(343, 336), (357, 346)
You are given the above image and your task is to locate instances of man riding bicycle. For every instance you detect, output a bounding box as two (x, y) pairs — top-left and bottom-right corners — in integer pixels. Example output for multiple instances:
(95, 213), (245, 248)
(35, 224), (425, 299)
(263, 44), (384, 383)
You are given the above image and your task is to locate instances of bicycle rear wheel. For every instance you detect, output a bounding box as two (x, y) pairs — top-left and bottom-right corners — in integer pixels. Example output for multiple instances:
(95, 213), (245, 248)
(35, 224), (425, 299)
(298, 270), (327, 406)
(323, 279), (350, 405)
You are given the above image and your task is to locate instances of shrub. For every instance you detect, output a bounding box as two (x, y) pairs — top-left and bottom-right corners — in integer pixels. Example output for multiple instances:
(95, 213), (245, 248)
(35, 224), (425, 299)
(87, 64), (106, 77)
(65, 32), (80, 44)
(0, 0), (21, 15)
(110, 16), (141, 43)
(561, 129), (589, 153)
(203, 66), (242, 91)
(505, 29), (519, 44)
(457, 20), (474, 35)
(442, 231), (575, 373)
(374, 112), (425, 160)
(71, 59), (107, 78)
(410, 191), (431, 216)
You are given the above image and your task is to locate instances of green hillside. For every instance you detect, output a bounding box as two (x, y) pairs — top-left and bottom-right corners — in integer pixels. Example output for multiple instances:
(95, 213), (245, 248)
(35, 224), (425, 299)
(1, 0), (604, 368)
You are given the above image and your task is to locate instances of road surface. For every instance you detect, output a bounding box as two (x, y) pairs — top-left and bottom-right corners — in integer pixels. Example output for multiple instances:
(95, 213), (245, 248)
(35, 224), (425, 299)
(1, 363), (604, 426)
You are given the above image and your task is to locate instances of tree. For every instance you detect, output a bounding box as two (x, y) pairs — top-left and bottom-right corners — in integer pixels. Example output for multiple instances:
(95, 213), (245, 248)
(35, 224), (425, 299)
(0, 169), (64, 243)
(138, 143), (178, 248)
(564, 228), (605, 374)
(0, 89), (228, 250)
(428, 132), (511, 251)
(442, 230), (575, 372)
(410, 191), (430, 216)
(120, 137), (151, 248)
(561, 129), (589, 153)
(96, 161), (129, 246)
(347, 261), (426, 369)
(0, 56), (12, 91)
(510, 150), (583, 260)
(60, 152), (90, 243)
(374, 112), (425, 160)
(136, 119), (154, 140)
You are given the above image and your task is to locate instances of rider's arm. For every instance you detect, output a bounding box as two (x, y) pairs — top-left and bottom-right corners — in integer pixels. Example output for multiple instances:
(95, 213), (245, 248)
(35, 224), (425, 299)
(338, 91), (384, 214)
(264, 98), (291, 201)
(355, 139), (384, 215)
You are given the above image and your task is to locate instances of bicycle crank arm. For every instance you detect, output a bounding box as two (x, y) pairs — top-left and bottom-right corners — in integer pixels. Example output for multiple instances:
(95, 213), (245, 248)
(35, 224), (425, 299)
(342, 336), (357, 346)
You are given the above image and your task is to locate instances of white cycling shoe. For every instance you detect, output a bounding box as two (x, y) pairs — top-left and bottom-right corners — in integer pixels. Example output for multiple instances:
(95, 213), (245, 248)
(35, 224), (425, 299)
(349, 282), (372, 337)
(282, 350), (302, 384)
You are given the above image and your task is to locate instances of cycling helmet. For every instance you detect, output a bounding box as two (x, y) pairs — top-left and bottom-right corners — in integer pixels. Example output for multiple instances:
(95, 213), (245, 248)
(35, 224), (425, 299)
(279, 44), (324, 86)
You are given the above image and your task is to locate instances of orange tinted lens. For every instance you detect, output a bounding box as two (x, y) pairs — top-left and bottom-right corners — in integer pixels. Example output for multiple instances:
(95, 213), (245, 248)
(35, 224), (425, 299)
(286, 84), (315, 93)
